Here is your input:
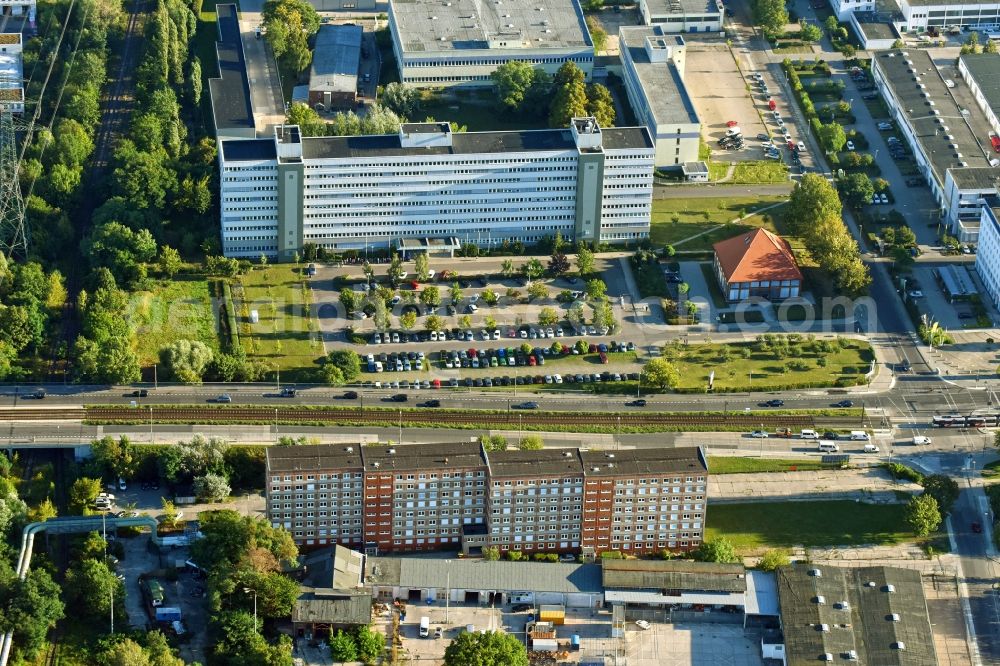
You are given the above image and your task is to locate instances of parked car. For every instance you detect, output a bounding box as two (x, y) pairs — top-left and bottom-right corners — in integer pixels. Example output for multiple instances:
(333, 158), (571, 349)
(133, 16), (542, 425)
(845, 140), (855, 151)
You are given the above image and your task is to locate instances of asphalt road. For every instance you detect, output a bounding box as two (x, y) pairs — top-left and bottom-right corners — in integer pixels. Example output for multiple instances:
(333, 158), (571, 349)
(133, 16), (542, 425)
(952, 482), (1000, 663)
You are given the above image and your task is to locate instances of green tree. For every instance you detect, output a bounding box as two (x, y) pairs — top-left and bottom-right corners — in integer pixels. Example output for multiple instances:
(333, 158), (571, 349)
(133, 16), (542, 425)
(326, 349), (361, 383)
(549, 78), (588, 128)
(159, 339), (214, 383)
(483, 546), (501, 561)
(921, 475), (959, 515)
(548, 252), (570, 275)
(757, 549), (790, 572)
(817, 122), (847, 153)
(420, 285), (441, 310)
(285, 102), (326, 136)
(696, 537), (740, 563)
(0, 569), (65, 662)
(800, 22), (822, 42)
(842, 172), (875, 209)
(480, 434), (508, 452)
(643, 358), (680, 390)
(387, 253), (405, 286)
(521, 258), (545, 280)
(519, 435), (544, 450)
(501, 259), (515, 277)
(576, 246), (595, 276)
(426, 314), (444, 331)
(65, 559), (125, 622)
(158, 245), (182, 278)
(538, 307), (559, 327)
(752, 0), (789, 34)
(400, 310), (418, 331)
(262, 0), (320, 74)
(69, 477), (102, 514)
(381, 82), (420, 118)
(490, 60), (538, 112)
(459, 314), (473, 330)
(527, 282), (548, 301)
(592, 299), (616, 332)
(339, 288), (358, 314)
(193, 473), (232, 501)
(190, 510), (297, 574)
(586, 278), (607, 301)
(585, 16), (608, 52)
(354, 625), (384, 662)
(450, 281), (464, 304)
(905, 494), (941, 536)
(212, 610), (293, 666)
(444, 631), (529, 666)
(414, 253), (431, 282)
(89, 435), (137, 480)
(585, 83), (616, 127)
(481, 288), (499, 306)
(329, 630), (358, 662)
(824, 15), (839, 33)
(567, 302), (586, 329)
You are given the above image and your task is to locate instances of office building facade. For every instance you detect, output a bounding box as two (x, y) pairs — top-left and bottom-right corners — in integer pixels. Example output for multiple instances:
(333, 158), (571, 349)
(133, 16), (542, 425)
(218, 118), (654, 260)
(265, 443), (709, 556)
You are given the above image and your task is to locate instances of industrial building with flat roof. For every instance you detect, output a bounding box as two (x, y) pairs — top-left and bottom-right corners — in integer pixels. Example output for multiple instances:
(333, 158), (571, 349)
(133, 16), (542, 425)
(308, 24), (362, 111)
(265, 443), (708, 556)
(872, 49), (1000, 241)
(975, 196), (1000, 308)
(638, 0), (722, 31)
(218, 117), (654, 260)
(208, 4), (255, 140)
(387, 0), (594, 87)
(958, 53), (1000, 136)
(776, 563), (937, 665)
(618, 25), (700, 169)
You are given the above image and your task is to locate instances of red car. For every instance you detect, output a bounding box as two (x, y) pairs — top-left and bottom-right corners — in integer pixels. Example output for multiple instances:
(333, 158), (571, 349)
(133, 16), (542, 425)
(726, 120), (739, 127)
(972, 522), (983, 534)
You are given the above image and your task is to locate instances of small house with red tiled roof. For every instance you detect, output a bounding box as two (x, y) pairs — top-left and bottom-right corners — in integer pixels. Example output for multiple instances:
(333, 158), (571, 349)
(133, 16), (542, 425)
(712, 228), (802, 303)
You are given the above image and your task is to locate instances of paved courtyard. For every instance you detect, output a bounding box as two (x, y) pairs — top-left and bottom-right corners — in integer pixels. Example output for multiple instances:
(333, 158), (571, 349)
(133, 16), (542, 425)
(625, 622), (763, 666)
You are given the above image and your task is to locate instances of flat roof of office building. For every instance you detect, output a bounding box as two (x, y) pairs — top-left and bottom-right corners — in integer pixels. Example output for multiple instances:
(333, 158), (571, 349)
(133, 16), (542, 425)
(361, 441), (486, 473)
(948, 165), (1000, 190)
(875, 49), (994, 186)
(389, 0), (592, 56)
(642, 0), (720, 15)
(209, 3), (255, 133)
(602, 126), (654, 150)
(220, 138), (277, 161)
(578, 447), (707, 477)
(310, 24), (362, 95)
(853, 13), (899, 40)
(299, 129), (578, 160)
(619, 26), (699, 127)
(365, 556), (604, 594)
(960, 53), (1000, 117)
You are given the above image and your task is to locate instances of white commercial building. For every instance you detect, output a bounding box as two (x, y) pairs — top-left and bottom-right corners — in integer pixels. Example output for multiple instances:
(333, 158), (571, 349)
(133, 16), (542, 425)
(618, 25), (700, 169)
(895, 0), (1000, 32)
(218, 118), (654, 260)
(872, 49), (999, 241)
(975, 197), (1000, 307)
(387, 0), (594, 87)
(0, 0), (34, 21)
(0, 33), (23, 114)
(638, 0), (722, 31)
(958, 53), (1000, 136)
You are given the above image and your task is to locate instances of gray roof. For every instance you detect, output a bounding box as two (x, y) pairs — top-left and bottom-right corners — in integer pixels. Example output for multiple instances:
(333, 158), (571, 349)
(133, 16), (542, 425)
(293, 589), (372, 625)
(948, 165), (1000, 190)
(487, 449), (586, 478)
(602, 127), (654, 150)
(602, 559), (746, 593)
(361, 441), (486, 473)
(642, 0), (720, 17)
(578, 446), (707, 477)
(777, 564), (937, 666)
(221, 138), (277, 161)
(619, 26), (699, 128)
(874, 50), (994, 187)
(300, 128), (578, 160)
(389, 0), (592, 56)
(853, 13), (899, 40)
(209, 4), (254, 132)
(331, 545), (365, 589)
(266, 444), (364, 473)
(310, 24), (362, 95)
(962, 53), (1000, 118)
(365, 556), (604, 594)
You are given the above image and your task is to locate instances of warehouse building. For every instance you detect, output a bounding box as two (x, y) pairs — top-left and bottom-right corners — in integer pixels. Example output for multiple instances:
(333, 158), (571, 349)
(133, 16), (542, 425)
(387, 0), (594, 87)
(364, 556), (605, 608)
(958, 53), (1000, 136)
(638, 0), (722, 32)
(218, 117), (654, 260)
(308, 24), (362, 111)
(265, 443), (708, 556)
(618, 25), (700, 169)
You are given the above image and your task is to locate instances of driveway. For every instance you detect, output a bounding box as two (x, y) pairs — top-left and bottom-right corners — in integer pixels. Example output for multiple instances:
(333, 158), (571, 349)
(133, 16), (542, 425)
(679, 261), (717, 324)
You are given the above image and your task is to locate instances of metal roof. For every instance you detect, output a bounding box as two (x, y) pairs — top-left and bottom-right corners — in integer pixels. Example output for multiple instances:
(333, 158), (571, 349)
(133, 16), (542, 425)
(309, 24), (362, 95)
(365, 557), (604, 594)
(602, 559), (746, 593)
(292, 589), (372, 625)
(777, 564), (937, 666)
(605, 589), (744, 606)
(331, 545), (365, 590)
(961, 53), (1000, 120)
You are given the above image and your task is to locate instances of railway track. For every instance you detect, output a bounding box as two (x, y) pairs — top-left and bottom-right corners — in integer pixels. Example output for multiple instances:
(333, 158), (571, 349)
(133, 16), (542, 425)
(0, 406), (869, 430)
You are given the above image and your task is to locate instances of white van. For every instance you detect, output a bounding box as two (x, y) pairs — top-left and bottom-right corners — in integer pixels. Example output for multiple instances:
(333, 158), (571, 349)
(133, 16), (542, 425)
(912, 435), (931, 445)
(863, 444), (880, 453)
(800, 429), (819, 440)
(419, 617), (430, 638)
(818, 441), (840, 453)
(849, 431), (870, 441)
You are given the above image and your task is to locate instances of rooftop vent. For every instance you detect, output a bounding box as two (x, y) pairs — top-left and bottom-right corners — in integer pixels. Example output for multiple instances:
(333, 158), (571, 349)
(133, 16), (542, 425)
(373, 461), (380, 468)
(563, 451), (572, 457)
(866, 581), (876, 588)
(888, 613), (901, 622)
(835, 601), (850, 610)
(808, 569), (822, 577)
(822, 655), (833, 662)
(819, 624), (830, 633)
(846, 650), (858, 661)
(346, 446), (354, 453)
(593, 467), (601, 472)
(606, 453), (615, 458)
(388, 448), (396, 454)
(891, 642), (906, 650)
(814, 596), (826, 605)
(431, 15), (437, 19)
(883, 584), (896, 593)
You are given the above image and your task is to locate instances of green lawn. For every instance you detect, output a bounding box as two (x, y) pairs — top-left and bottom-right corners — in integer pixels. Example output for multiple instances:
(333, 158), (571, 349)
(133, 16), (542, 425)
(236, 266), (324, 375)
(708, 457), (843, 474)
(417, 90), (548, 131)
(706, 501), (910, 552)
(649, 196), (789, 250)
(665, 338), (873, 390)
(129, 277), (221, 365)
(730, 161), (790, 184)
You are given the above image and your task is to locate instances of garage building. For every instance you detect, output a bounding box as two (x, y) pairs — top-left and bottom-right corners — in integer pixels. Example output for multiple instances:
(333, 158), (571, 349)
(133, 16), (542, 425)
(308, 24), (362, 111)
(363, 556), (604, 608)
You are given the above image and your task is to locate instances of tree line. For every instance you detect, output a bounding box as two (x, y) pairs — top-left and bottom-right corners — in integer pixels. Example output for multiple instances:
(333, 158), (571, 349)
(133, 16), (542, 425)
(491, 61), (615, 128)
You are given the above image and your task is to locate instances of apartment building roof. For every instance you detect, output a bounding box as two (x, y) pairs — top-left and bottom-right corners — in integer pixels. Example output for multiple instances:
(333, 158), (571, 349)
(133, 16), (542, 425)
(602, 559), (746, 593)
(361, 441), (486, 472)
(578, 447), (707, 477)
(309, 24), (362, 95)
(487, 449), (585, 478)
(875, 50), (994, 186)
(777, 564), (936, 666)
(713, 228), (802, 284)
(642, 0), (720, 16)
(960, 53), (1000, 117)
(266, 444), (364, 473)
(619, 26), (699, 127)
(220, 138), (277, 161)
(365, 556), (604, 594)
(390, 0), (592, 57)
(209, 4), (255, 133)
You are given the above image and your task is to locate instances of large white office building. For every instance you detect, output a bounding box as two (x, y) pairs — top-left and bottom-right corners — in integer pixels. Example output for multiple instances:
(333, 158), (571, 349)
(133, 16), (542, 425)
(975, 197), (1000, 308)
(618, 25), (701, 169)
(387, 0), (594, 87)
(218, 118), (654, 260)
(638, 0), (722, 31)
(895, 0), (1000, 32)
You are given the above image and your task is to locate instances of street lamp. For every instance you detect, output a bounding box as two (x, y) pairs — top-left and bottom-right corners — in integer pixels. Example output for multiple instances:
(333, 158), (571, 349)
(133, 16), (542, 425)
(244, 587), (258, 632)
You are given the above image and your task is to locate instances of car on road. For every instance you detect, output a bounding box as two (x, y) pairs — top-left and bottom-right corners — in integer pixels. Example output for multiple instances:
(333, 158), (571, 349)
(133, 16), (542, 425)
(420, 400), (441, 408)
(797, 141), (806, 152)
(832, 400), (854, 408)
(558, 554), (577, 563)
(879, 193), (888, 204)
(390, 394), (408, 402)
(907, 290), (924, 298)
(635, 620), (651, 630)
(514, 401), (539, 410)
(342, 391), (358, 399)
(215, 394), (232, 403)
(912, 435), (931, 445)
(750, 430), (769, 438)
(761, 399), (784, 407)
(280, 387), (297, 398)
(972, 521), (983, 533)
(756, 133), (770, 141)
(627, 399), (647, 407)
(877, 121), (893, 130)
(823, 431), (838, 440)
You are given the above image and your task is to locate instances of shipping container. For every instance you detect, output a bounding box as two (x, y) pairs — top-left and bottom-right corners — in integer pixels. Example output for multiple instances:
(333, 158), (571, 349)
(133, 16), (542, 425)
(538, 604), (565, 625)
(531, 638), (559, 652)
